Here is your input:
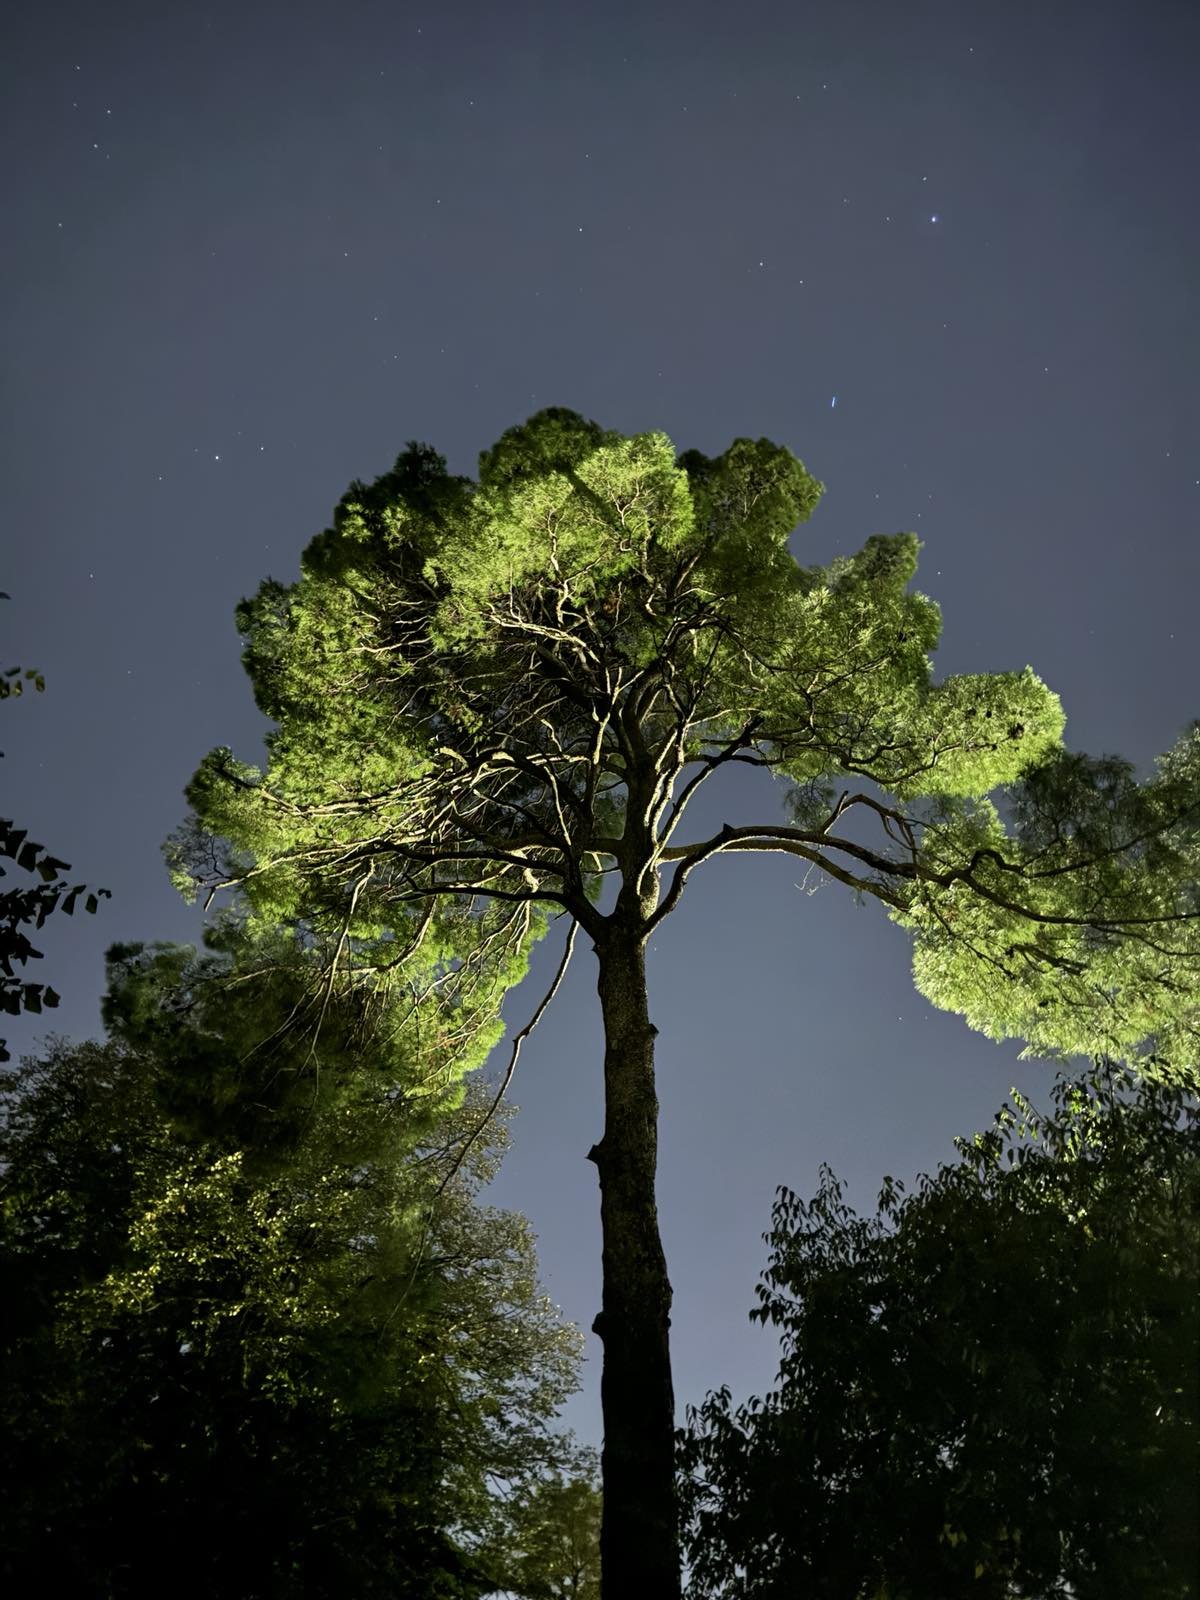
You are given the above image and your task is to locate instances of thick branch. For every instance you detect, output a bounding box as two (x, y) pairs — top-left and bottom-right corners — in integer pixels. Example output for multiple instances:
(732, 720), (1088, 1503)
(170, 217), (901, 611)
(648, 824), (907, 932)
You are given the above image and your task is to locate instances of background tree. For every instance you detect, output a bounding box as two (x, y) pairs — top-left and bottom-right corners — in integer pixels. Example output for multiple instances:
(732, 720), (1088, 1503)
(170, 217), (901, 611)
(173, 409), (1200, 1594)
(678, 1060), (1199, 1599)
(488, 1449), (602, 1599)
(1, 592), (109, 1058)
(0, 922), (581, 1598)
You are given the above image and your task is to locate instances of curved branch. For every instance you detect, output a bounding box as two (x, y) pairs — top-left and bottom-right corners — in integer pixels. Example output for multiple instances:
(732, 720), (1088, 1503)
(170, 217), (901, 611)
(939, 860), (1200, 935)
(655, 717), (765, 850)
(658, 823), (915, 883)
(435, 915), (580, 1197)
(647, 824), (907, 932)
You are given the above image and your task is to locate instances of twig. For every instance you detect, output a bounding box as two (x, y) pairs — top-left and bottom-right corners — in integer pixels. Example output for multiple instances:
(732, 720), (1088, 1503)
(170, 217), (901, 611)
(435, 914), (579, 1197)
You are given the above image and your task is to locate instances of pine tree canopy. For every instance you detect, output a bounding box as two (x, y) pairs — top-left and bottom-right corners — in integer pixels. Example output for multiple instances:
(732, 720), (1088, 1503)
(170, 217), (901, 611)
(174, 408), (1200, 1082)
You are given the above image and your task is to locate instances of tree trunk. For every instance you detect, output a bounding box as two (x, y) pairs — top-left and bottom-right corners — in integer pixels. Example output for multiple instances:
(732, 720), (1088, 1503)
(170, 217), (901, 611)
(589, 925), (680, 1598)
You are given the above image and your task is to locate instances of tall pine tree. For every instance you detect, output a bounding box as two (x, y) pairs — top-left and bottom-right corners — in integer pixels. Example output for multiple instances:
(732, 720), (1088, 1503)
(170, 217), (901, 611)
(175, 410), (1200, 1592)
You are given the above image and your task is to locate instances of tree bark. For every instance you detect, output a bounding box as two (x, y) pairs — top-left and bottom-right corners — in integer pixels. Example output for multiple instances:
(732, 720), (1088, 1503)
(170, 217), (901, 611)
(589, 923), (680, 1598)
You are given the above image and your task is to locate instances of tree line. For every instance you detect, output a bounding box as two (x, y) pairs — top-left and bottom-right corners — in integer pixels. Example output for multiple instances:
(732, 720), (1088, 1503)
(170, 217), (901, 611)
(2, 410), (1197, 1595)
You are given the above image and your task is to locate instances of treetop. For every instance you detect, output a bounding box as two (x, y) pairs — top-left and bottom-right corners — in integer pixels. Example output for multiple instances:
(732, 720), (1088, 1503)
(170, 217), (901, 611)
(172, 409), (1200, 1083)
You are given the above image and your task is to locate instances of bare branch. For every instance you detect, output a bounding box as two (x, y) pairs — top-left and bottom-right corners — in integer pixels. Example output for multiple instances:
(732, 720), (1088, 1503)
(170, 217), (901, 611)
(436, 915), (580, 1196)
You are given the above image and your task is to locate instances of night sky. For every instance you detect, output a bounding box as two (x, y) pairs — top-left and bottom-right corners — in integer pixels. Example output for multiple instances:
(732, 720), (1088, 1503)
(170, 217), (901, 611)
(4, 0), (1197, 1446)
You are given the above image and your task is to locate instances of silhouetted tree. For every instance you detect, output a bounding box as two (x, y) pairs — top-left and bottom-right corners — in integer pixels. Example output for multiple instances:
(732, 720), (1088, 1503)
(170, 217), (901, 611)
(679, 1061), (1199, 1598)
(1, 592), (108, 1058)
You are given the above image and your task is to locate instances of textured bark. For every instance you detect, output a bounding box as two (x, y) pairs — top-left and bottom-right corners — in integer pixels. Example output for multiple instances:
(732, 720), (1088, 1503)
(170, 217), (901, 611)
(589, 924), (680, 1598)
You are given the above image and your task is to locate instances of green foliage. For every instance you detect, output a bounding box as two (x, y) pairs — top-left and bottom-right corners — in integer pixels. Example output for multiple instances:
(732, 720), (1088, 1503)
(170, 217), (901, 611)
(0, 927), (582, 1597)
(897, 728), (1200, 1075)
(0, 665), (45, 698)
(174, 408), (1199, 1085)
(488, 1450), (603, 1599)
(432, 421), (694, 649)
(1, 592), (46, 703)
(678, 1061), (1200, 1598)
(718, 526), (1065, 800)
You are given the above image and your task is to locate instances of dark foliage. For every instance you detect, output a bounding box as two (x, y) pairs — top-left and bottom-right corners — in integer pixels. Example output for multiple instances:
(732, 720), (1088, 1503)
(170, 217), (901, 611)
(680, 1062), (1199, 1599)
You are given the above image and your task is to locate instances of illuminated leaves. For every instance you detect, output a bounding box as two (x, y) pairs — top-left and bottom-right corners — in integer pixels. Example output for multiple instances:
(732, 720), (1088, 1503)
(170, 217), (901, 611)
(177, 405), (1199, 1121)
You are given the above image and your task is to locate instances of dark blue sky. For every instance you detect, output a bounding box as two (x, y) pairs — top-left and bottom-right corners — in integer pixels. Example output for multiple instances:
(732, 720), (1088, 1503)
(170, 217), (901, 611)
(4, 0), (1197, 1444)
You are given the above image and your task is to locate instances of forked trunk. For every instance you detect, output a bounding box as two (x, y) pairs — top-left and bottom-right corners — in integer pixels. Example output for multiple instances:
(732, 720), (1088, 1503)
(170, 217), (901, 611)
(589, 927), (680, 1597)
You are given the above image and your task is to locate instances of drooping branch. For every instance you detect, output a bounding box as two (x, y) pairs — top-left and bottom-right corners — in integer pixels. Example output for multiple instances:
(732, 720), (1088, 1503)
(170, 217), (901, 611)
(435, 915), (579, 1198)
(938, 856), (1200, 938)
(647, 810), (1200, 952)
